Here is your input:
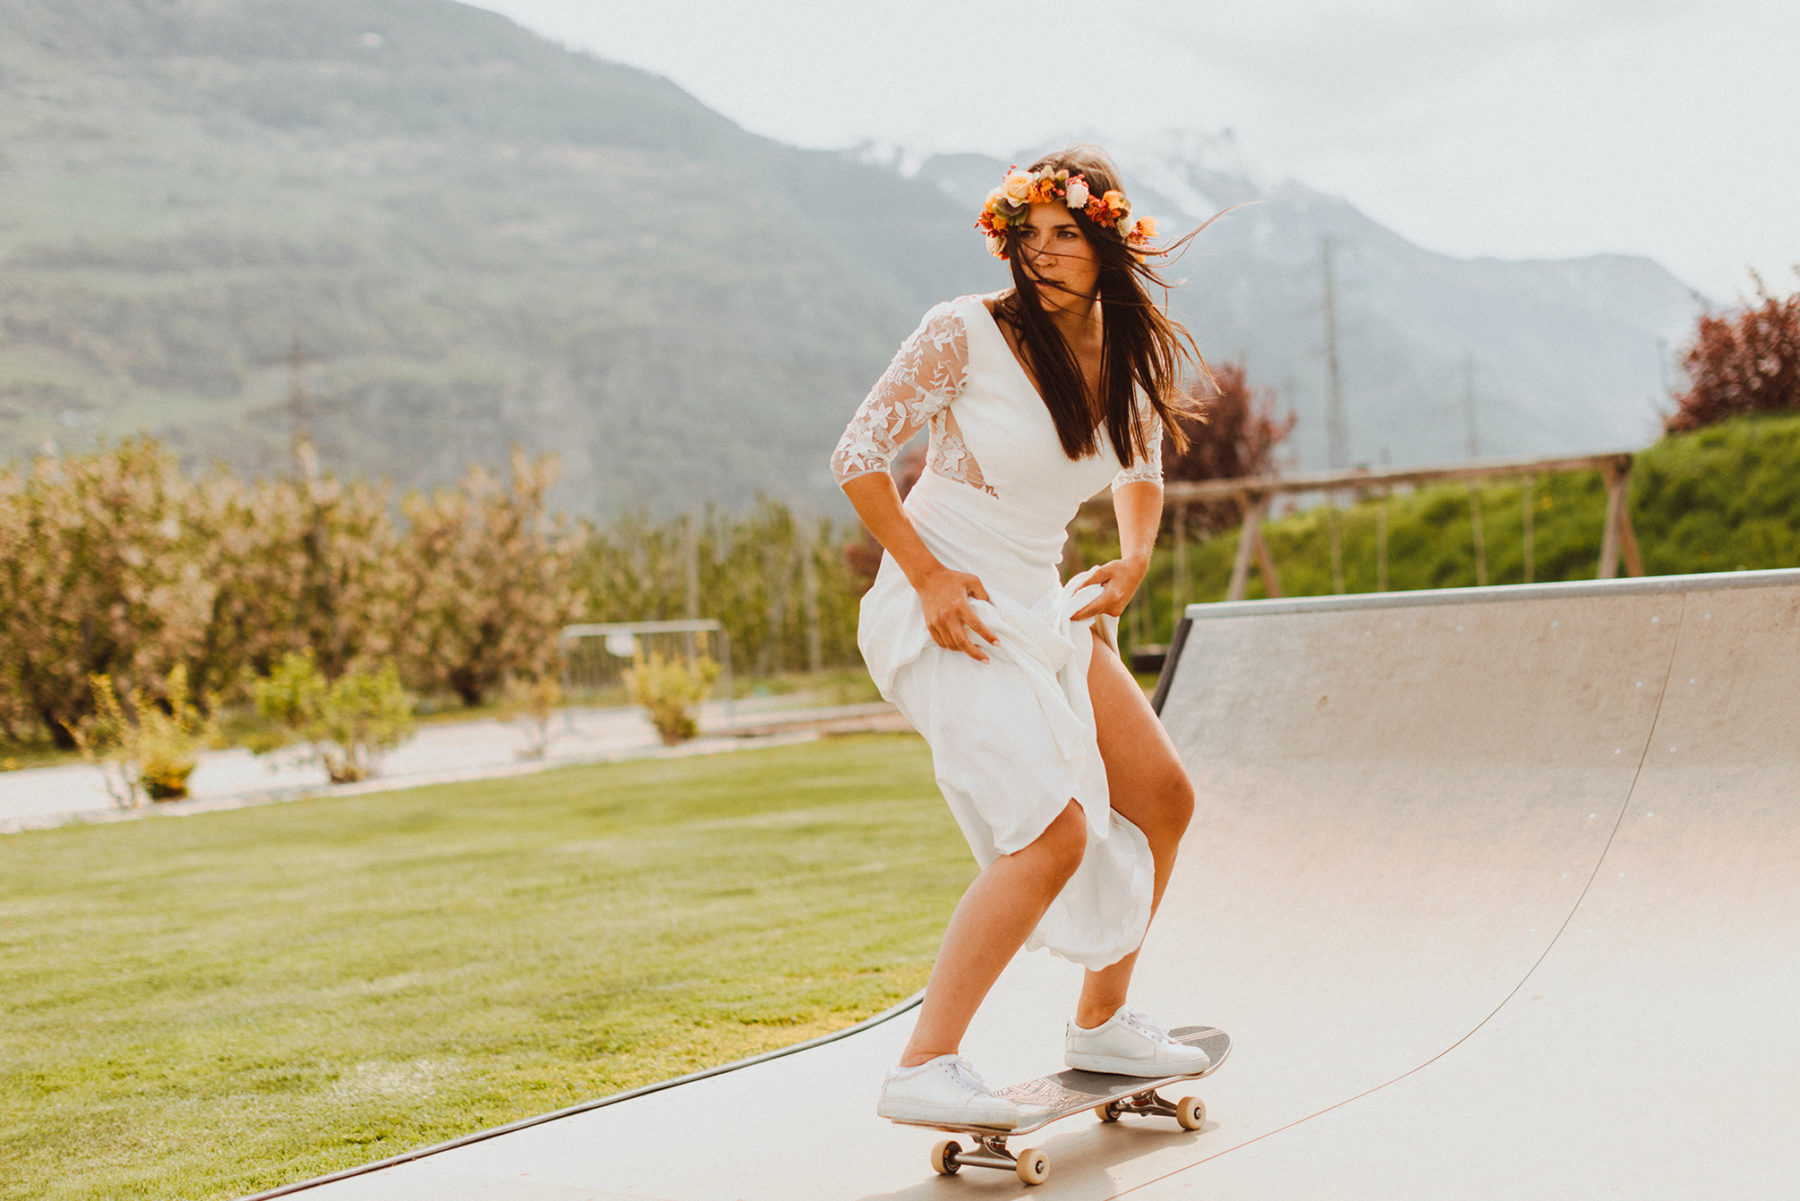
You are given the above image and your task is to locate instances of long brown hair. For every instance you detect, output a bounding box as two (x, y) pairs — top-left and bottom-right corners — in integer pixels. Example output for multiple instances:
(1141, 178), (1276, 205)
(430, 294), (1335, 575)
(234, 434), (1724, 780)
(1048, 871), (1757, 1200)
(991, 144), (1228, 468)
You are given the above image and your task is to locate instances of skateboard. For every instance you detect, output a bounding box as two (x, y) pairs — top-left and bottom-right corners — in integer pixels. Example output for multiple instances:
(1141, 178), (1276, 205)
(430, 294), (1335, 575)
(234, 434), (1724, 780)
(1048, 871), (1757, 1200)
(891, 1025), (1231, 1186)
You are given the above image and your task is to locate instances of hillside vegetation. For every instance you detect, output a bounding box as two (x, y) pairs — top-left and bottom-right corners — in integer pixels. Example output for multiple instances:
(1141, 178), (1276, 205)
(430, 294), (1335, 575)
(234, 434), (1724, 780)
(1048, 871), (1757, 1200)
(0, 0), (990, 516)
(1129, 413), (1800, 623)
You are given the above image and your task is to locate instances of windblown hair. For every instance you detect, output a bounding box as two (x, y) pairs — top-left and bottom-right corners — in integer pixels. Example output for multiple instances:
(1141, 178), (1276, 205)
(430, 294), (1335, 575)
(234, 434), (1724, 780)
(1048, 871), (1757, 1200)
(991, 144), (1225, 469)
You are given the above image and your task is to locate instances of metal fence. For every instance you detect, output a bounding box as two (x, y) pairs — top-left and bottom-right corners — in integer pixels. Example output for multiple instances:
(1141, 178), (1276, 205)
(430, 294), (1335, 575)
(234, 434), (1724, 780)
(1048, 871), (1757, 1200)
(558, 619), (735, 723)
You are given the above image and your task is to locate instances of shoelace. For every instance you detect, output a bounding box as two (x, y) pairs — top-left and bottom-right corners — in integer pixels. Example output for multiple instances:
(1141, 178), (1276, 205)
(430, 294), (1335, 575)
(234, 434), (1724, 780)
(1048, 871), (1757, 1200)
(1118, 1008), (1176, 1044)
(942, 1056), (994, 1096)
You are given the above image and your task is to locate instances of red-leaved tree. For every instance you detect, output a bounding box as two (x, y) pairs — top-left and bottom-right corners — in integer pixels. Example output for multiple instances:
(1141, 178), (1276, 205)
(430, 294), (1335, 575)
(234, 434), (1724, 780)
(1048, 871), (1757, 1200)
(1162, 360), (1296, 533)
(1664, 272), (1800, 434)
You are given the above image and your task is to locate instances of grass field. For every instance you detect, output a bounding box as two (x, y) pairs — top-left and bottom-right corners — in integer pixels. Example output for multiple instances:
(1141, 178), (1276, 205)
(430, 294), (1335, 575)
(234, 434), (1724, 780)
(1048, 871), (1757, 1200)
(0, 733), (961, 1201)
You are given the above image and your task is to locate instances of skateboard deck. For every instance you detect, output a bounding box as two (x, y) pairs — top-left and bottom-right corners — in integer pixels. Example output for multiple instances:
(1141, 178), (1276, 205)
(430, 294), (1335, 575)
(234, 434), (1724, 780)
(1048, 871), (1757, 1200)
(892, 1024), (1231, 1185)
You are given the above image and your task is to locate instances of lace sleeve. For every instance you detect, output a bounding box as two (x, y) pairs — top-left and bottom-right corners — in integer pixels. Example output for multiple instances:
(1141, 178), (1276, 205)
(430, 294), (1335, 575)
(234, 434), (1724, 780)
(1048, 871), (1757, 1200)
(1111, 393), (1164, 490)
(830, 302), (970, 486)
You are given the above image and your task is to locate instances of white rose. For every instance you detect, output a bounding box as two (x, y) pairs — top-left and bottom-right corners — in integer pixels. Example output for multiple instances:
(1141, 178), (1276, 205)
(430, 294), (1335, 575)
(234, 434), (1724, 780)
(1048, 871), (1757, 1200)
(1065, 178), (1089, 208)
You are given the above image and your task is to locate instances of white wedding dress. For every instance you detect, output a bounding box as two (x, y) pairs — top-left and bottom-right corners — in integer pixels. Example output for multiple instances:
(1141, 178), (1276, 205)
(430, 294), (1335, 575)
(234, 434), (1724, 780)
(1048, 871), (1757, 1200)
(830, 290), (1162, 970)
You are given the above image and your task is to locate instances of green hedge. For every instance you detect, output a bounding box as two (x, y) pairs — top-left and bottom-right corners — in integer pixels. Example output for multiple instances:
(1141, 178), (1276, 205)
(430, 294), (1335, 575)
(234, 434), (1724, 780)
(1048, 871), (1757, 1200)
(1120, 412), (1800, 645)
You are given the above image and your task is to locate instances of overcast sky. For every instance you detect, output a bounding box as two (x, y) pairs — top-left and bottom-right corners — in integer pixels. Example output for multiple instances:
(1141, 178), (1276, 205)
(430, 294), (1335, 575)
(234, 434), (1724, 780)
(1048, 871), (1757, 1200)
(465, 0), (1796, 304)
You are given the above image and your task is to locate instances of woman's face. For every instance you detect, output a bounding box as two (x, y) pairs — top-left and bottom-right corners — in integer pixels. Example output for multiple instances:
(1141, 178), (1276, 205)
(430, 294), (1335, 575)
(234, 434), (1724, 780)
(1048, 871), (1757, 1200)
(1017, 201), (1100, 311)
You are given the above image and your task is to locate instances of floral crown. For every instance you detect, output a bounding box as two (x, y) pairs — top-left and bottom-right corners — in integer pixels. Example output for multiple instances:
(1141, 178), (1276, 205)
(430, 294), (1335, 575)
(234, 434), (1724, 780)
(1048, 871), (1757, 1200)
(975, 164), (1158, 261)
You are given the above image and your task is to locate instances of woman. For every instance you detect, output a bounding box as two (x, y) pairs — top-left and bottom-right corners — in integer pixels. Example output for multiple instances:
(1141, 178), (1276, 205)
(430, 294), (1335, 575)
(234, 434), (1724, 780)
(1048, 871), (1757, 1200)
(831, 145), (1222, 1129)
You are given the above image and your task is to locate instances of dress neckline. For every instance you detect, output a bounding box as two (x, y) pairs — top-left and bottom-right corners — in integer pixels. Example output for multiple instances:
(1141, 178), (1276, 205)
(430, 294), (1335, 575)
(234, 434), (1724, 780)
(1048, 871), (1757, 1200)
(968, 293), (1111, 436)
(971, 294), (1049, 406)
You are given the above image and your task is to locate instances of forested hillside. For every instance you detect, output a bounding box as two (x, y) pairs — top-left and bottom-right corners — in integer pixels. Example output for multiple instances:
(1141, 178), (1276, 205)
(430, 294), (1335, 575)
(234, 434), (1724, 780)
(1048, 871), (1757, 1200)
(0, 0), (994, 515)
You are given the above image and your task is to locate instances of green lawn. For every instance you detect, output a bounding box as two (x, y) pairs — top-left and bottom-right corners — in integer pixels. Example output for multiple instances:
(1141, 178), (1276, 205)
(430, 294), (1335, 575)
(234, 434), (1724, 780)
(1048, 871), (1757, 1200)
(0, 733), (963, 1201)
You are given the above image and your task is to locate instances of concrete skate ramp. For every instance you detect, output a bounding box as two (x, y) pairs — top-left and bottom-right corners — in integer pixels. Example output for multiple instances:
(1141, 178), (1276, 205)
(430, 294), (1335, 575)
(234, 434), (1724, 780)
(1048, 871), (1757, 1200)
(266, 570), (1800, 1200)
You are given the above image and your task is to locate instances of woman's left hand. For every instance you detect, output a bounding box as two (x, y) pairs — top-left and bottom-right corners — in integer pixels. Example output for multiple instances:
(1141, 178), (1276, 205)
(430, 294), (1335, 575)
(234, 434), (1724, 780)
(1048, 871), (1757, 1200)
(1069, 555), (1148, 622)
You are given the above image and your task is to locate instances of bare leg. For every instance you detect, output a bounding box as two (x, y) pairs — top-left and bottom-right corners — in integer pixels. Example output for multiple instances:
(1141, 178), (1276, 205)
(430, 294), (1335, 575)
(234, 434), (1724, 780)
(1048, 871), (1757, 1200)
(900, 799), (1088, 1066)
(1073, 627), (1196, 1028)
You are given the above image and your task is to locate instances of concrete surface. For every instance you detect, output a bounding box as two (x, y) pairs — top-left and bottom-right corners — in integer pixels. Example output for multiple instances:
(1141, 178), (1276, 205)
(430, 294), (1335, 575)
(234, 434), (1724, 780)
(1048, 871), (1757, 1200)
(247, 569), (1799, 1199)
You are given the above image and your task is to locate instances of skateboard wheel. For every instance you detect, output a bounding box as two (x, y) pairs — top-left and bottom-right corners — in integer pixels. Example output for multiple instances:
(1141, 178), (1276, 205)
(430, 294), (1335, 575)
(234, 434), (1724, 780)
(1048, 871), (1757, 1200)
(929, 1138), (962, 1175)
(1016, 1147), (1049, 1185)
(1095, 1101), (1121, 1123)
(1176, 1095), (1207, 1131)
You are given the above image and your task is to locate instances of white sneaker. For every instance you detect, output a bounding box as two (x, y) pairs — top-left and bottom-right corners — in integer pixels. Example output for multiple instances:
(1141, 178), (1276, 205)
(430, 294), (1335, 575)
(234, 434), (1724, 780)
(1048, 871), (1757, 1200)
(876, 1054), (1021, 1129)
(1065, 1007), (1212, 1077)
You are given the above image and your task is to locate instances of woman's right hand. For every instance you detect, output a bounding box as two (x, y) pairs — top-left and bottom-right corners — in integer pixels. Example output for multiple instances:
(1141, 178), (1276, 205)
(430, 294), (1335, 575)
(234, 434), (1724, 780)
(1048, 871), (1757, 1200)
(916, 567), (1000, 663)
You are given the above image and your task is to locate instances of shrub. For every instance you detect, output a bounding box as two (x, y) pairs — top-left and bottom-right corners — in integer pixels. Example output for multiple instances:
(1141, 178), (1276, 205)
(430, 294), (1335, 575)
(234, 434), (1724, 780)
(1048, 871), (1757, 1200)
(64, 665), (221, 806)
(396, 450), (583, 707)
(249, 650), (415, 783)
(497, 673), (564, 760)
(1665, 272), (1800, 434)
(1162, 360), (1296, 534)
(189, 465), (405, 704)
(624, 650), (721, 746)
(0, 439), (216, 746)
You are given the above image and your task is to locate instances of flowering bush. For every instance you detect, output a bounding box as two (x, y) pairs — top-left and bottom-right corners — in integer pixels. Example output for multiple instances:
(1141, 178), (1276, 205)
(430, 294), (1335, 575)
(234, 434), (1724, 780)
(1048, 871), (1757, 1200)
(624, 650), (721, 746)
(248, 650), (414, 783)
(65, 664), (221, 806)
(0, 439), (216, 746)
(498, 672), (564, 760)
(396, 450), (582, 707)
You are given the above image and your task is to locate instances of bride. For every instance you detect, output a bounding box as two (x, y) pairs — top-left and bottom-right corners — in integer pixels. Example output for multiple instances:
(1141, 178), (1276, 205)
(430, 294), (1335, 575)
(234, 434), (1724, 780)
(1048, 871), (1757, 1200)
(830, 144), (1227, 1127)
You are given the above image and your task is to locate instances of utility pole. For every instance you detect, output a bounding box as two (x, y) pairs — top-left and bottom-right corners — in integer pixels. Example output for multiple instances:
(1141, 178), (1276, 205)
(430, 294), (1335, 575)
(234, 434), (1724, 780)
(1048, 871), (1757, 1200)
(1463, 352), (1488, 586)
(1463, 351), (1480, 461)
(1321, 236), (1347, 471)
(287, 334), (319, 484)
(1321, 237), (1347, 592)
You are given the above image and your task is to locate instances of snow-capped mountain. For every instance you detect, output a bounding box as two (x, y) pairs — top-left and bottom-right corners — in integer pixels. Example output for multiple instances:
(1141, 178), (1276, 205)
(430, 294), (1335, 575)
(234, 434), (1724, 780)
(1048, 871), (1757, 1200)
(870, 131), (1707, 470)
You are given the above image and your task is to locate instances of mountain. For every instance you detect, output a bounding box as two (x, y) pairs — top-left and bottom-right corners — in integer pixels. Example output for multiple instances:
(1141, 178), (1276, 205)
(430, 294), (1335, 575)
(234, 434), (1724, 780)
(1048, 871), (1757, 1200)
(0, 0), (1708, 520)
(898, 129), (1708, 471)
(0, 0), (994, 515)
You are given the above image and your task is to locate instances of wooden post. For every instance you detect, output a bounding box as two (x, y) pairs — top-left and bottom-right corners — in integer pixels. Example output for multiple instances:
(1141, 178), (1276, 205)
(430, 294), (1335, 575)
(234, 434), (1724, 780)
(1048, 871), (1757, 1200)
(1173, 502), (1189, 615)
(1597, 456), (1643, 579)
(1469, 487), (1488, 586)
(1253, 506), (1284, 598)
(1522, 475), (1536, 584)
(1616, 458), (1645, 577)
(1327, 495), (1345, 594)
(1376, 488), (1389, 592)
(1227, 492), (1256, 601)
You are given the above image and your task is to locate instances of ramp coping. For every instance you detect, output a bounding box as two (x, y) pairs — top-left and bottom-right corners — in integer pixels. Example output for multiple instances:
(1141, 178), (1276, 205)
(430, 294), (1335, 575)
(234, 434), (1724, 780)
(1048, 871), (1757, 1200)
(1182, 567), (1800, 621)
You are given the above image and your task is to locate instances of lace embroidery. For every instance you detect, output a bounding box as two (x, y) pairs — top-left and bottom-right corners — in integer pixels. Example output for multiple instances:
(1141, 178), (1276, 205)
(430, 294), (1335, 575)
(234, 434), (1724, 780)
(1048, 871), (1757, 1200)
(1110, 395), (1164, 490)
(830, 301), (997, 498)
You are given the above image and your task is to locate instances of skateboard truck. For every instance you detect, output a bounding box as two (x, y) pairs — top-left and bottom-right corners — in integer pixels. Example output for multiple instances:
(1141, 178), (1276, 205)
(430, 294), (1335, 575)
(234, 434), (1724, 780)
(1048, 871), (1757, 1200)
(930, 1130), (1051, 1185)
(1097, 1087), (1207, 1128)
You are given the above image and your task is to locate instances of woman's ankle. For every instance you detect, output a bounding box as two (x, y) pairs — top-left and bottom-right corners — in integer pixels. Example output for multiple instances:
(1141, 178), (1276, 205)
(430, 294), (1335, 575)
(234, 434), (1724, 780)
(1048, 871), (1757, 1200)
(1073, 1000), (1123, 1029)
(898, 1048), (953, 1068)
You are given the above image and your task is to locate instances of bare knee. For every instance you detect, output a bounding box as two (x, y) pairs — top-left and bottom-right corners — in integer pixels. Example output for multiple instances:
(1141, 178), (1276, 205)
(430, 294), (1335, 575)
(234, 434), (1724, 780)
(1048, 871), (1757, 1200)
(1170, 768), (1195, 830)
(1017, 800), (1086, 889)
(1150, 767), (1195, 845)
